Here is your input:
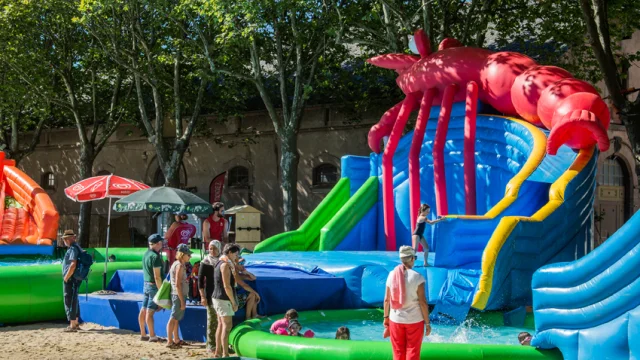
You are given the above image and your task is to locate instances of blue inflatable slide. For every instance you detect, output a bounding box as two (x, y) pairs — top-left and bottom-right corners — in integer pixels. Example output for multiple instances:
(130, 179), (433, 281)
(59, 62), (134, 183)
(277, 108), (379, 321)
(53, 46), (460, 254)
(532, 209), (640, 360)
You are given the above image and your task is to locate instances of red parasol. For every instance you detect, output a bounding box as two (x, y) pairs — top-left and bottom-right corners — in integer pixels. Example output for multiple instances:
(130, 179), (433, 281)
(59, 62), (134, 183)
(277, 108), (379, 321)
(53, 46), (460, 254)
(64, 175), (149, 202)
(64, 174), (150, 289)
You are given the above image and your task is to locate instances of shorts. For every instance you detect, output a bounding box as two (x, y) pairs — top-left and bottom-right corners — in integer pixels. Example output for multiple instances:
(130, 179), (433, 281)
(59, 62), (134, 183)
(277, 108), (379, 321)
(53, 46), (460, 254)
(171, 294), (185, 321)
(213, 298), (235, 317)
(142, 283), (159, 311)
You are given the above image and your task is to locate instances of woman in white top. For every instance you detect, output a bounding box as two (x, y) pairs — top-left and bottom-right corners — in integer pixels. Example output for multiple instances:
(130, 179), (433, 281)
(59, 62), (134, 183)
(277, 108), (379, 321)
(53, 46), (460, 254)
(383, 246), (431, 360)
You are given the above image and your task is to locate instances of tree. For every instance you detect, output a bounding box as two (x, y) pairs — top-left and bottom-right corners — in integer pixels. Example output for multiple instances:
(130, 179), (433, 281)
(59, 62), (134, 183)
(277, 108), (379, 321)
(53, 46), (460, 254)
(0, 0), (133, 247)
(341, 0), (522, 55)
(190, 0), (347, 231)
(0, 67), (49, 165)
(80, 0), (214, 187)
(579, 0), (640, 162)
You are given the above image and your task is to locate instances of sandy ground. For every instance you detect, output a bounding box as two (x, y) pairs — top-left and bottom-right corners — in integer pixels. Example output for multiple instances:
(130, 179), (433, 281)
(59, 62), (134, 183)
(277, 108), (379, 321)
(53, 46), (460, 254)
(0, 322), (215, 359)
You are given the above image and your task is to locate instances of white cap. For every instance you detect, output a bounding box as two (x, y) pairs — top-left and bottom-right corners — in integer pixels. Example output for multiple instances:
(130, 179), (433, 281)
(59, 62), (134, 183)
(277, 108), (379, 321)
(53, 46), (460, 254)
(399, 245), (416, 259)
(209, 240), (222, 253)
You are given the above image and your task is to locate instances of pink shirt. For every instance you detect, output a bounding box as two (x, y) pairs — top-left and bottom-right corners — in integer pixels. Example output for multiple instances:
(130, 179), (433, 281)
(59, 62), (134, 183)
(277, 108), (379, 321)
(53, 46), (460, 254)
(270, 318), (289, 333)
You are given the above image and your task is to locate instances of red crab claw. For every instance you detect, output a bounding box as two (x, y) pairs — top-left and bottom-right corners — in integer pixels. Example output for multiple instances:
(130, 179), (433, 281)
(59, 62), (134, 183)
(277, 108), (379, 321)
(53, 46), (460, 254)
(368, 100), (403, 153)
(546, 93), (610, 155)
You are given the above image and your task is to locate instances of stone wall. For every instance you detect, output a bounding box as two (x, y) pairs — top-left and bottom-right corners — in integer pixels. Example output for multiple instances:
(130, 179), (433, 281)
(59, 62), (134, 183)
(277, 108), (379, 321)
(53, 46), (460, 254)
(20, 105), (379, 246)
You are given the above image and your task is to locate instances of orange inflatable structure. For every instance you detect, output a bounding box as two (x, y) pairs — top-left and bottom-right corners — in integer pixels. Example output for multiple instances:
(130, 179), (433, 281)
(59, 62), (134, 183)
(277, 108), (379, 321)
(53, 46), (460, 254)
(0, 152), (59, 246)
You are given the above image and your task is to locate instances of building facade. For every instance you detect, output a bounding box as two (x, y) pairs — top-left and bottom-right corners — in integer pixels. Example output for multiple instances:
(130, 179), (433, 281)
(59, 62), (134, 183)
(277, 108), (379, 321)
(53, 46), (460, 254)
(21, 106), (379, 247)
(593, 30), (640, 247)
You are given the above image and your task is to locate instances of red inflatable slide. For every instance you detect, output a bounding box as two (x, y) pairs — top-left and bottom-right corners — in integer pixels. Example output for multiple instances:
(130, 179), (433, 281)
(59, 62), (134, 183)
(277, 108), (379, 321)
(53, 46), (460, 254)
(0, 152), (59, 246)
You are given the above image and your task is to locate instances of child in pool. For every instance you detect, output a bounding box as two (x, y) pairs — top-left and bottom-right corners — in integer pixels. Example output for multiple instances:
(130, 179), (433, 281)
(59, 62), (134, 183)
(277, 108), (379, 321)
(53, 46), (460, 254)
(288, 320), (303, 336)
(335, 326), (350, 340)
(518, 332), (532, 346)
(270, 309), (298, 334)
(287, 319), (314, 338)
(412, 204), (445, 266)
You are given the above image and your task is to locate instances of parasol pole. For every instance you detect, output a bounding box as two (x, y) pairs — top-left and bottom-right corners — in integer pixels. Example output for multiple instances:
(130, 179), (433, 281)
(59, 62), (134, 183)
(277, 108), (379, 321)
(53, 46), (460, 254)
(102, 175), (113, 290)
(102, 197), (113, 289)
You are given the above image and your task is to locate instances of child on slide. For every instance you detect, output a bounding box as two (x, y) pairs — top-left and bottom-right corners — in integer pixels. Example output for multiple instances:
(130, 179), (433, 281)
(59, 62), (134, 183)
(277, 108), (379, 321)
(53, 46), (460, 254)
(412, 204), (445, 266)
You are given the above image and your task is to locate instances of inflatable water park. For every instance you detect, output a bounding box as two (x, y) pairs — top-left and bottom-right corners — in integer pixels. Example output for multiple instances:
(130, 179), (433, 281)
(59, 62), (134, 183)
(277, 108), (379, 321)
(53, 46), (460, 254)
(1, 29), (639, 360)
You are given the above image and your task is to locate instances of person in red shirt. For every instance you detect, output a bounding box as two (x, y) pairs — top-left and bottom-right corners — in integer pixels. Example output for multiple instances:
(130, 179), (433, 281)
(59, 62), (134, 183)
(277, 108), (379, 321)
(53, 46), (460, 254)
(164, 212), (197, 265)
(203, 202), (228, 250)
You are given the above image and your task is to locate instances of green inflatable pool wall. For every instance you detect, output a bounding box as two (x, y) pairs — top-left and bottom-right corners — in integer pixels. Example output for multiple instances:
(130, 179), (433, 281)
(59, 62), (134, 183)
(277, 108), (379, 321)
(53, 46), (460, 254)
(230, 309), (563, 360)
(0, 247), (202, 324)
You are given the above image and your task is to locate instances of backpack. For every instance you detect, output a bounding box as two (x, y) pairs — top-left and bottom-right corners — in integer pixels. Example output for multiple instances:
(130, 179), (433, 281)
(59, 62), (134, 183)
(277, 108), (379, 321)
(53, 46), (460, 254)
(72, 244), (94, 281)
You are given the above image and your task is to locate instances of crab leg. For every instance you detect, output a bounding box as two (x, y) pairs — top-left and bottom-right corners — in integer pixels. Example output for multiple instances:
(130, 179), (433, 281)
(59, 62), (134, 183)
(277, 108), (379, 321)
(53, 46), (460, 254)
(464, 81), (479, 215)
(367, 100), (404, 153)
(382, 92), (420, 251)
(433, 84), (458, 216)
(409, 88), (438, 232)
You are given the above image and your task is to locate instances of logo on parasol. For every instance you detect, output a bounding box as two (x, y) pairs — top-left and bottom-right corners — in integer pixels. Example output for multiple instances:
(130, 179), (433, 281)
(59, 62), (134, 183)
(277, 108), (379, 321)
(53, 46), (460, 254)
(71, 184), (85, 191)
(91, 181), (104, 192)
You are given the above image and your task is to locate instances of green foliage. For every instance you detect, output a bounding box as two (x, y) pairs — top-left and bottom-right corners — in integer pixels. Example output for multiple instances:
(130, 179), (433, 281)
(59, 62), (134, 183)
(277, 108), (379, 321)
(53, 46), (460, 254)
(0, 0), (136, 142)
(78, 0), (250, 185)
(4, 196), (22, 209)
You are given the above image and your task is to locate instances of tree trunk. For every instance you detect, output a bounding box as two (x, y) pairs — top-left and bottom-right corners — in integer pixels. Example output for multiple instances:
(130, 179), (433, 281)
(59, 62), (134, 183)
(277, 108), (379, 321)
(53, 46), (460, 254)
(163, 164), (182, 188)
(279, 130), (300, 231)
(77, 148), (95, 248)
(158, 145), (184, 188)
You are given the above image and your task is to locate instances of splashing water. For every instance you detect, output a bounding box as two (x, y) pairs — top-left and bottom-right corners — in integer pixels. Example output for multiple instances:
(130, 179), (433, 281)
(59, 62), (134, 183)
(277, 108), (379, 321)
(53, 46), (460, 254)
(305, 318), (529, 345)
(0, 259), (61, 267)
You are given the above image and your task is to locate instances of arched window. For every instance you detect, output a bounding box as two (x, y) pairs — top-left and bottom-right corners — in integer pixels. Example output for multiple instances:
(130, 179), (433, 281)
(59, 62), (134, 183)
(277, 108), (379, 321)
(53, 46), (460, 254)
(313, 164), (338, 188)
(599, 157), (624, 186)
(153, 168), (165, 187)
(42, 172), (56, 190)
(228, 166), (250, 189)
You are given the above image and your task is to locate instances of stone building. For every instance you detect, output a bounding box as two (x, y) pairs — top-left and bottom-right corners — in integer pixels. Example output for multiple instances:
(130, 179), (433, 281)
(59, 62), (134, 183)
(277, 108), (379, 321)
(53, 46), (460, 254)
(592, 29), (640, 247)
(17, 31), (640, 249)
(21, 106), (379, 247)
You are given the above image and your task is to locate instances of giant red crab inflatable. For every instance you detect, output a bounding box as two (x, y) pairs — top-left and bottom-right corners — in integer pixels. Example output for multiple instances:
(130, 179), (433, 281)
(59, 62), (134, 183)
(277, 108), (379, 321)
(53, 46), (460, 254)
(367, 29), (610, 250)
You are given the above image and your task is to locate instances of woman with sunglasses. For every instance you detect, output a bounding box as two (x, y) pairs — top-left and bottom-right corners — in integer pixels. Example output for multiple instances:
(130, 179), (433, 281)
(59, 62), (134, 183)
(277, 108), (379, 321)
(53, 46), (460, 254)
(383, 246), (431, 360)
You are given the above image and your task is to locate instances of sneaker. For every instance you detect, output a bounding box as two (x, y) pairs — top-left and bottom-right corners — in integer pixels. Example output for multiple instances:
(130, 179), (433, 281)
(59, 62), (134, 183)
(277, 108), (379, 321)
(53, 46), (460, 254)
(140, 335), (150, 341)
(63, 326), (77, 333)
(149, 336), (160, 342)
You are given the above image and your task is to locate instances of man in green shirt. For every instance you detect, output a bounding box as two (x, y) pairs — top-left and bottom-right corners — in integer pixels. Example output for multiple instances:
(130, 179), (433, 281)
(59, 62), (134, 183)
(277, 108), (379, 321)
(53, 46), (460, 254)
(138, 234), (164, 342)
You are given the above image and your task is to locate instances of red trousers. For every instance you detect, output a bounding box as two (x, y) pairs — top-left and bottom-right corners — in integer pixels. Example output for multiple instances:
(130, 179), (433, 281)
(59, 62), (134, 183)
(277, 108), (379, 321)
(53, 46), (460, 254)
(390, 320), (424, 360)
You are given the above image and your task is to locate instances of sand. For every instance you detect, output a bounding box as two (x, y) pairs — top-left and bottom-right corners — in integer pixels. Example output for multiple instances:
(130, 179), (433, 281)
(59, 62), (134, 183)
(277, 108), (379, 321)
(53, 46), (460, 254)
(0, 322), (213, 359)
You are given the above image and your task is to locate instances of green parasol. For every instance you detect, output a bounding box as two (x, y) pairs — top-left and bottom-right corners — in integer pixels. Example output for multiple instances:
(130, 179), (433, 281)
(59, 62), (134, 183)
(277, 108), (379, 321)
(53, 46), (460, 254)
(113, 186), (213, 214)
